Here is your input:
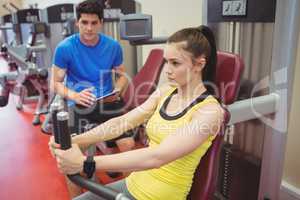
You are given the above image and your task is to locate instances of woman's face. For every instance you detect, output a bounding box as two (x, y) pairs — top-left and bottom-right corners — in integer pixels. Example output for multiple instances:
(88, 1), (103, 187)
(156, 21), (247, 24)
(164, 43), (204, 88)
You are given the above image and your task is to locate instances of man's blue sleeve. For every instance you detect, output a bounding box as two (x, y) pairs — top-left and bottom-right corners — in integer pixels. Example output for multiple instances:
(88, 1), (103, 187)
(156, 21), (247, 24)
(53, 43), (69, 69)
(112, 42), (123, 68)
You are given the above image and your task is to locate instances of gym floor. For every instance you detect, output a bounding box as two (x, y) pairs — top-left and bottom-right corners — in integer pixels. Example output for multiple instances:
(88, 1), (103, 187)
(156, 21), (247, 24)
(0, 95), (70, 199)
(0, 57), (119, 200)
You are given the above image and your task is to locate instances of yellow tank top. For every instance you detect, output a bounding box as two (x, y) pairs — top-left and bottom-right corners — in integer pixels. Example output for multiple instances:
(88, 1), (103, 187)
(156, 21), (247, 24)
(126, 88), (219, 200)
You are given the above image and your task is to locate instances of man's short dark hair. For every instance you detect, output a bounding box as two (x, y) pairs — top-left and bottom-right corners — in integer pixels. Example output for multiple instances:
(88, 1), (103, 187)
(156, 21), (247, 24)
(76, 0), (104, 21)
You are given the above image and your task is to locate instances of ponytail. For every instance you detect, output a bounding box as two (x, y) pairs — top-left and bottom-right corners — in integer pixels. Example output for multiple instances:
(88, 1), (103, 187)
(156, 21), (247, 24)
(198, 25), (217, 96)
(167, 25), (218, 97)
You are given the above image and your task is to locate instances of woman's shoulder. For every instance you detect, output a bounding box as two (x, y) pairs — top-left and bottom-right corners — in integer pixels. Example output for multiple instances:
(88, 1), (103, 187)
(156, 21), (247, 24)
(152, 84), (175, 99)
(142, 84), (175, 108)
(191, 96), (224, 124)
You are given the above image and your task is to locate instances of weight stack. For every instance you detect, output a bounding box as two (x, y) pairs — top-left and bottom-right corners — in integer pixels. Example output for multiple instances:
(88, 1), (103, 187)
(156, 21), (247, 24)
(217, 143), (261, 200)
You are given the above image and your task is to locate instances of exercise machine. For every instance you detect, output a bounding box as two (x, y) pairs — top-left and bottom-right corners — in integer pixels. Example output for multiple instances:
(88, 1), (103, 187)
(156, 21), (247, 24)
(53, 107), (131, 200)
(0, 8), (51, 125)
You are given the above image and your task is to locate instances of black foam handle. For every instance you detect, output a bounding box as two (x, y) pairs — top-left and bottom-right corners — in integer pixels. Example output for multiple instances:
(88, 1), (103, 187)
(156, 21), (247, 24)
(57, 114), (71, 150)
(0, 84), (10, 107)
(51, 110), (60, 143)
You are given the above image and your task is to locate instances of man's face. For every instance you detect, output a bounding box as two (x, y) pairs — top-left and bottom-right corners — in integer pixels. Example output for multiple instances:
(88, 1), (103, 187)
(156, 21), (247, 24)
(77, 13), (102, 44)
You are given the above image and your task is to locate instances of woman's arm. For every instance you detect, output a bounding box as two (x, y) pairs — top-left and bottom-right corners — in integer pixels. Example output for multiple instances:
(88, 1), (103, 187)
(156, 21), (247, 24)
(54, 102), (224, 174)
(71, 85), (170, 149)
(49, 85), (169, 158)
(93, 102), (224, 172)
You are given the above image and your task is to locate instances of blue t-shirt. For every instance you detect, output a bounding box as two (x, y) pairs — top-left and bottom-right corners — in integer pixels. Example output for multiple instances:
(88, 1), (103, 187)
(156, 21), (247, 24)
(53, 33), (123, 105)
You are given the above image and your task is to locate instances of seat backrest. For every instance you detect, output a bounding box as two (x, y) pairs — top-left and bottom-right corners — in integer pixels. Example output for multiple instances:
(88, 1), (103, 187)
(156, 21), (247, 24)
(187, 51), (244, 200)
(215, 51), (244, 105)
(122, 48), (165, 111)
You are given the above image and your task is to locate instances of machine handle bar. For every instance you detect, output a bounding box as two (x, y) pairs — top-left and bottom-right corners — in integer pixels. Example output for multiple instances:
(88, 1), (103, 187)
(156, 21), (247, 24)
(54, 111), (131, 200)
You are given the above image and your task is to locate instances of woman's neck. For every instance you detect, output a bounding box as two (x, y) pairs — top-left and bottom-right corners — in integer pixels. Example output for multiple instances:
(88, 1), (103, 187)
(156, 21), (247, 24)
(177, 79), (206, 100)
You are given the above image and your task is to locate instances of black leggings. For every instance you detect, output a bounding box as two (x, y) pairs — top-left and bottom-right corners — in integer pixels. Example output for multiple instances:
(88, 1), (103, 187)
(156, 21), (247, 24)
(67, 100), (125, 134)
(67, 100), (134, 147)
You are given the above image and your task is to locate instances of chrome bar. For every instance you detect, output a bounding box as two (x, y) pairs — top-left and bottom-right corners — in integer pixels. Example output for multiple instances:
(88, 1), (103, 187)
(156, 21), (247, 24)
(0, 26), (13, 30)
(227, 93), (280, 125)
(7, 48), (28, 68)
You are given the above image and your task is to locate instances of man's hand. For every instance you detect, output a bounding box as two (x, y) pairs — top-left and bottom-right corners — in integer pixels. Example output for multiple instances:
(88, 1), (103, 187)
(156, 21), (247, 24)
(54, 143), (86, 175)
(113, 88), (121, 97)
(73, 88), (96, 107)
(109, 88), (121, 101)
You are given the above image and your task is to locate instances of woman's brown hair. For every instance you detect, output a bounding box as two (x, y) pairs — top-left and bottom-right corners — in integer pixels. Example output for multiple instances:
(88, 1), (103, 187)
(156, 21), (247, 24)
(167, 25), (217, 95)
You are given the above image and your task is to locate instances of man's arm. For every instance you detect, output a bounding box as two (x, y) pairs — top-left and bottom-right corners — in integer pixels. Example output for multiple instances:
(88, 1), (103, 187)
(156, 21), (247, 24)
(50, 65), (75, 100)
(50, 65), (96, 107)
(113, 64), (128, 95)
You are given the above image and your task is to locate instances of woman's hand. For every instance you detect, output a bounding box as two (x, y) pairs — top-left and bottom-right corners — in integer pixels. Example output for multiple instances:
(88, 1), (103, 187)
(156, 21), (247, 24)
(71, 135), (91, 152)
(48, 136), (60, 158)
(54, 143), (86, 175)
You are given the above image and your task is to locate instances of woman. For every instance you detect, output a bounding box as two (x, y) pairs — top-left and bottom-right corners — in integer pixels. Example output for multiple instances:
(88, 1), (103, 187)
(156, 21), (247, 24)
(49, 25), (224, 200)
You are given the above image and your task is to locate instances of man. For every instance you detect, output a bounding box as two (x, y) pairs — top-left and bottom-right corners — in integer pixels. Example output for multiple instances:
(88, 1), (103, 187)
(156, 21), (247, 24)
(50, 0), (135, 197)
